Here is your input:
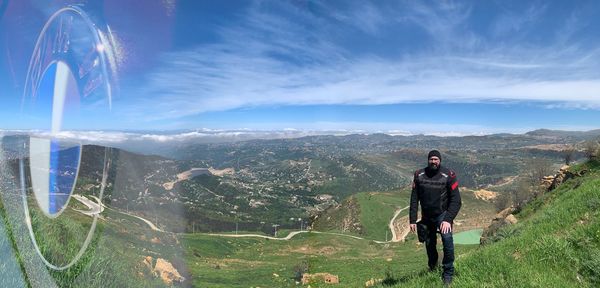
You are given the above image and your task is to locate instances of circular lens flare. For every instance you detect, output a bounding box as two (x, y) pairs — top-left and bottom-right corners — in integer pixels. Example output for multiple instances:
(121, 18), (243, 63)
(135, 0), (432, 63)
(30, 61), (81, 218)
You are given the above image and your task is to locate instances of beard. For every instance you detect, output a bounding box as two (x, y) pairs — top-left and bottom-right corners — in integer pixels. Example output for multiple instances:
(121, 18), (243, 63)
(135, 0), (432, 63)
(428, 163), (439, 170)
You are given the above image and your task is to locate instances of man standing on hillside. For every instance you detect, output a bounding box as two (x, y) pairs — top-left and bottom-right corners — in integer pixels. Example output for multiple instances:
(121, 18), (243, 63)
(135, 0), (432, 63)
(409, 150), (462, 286)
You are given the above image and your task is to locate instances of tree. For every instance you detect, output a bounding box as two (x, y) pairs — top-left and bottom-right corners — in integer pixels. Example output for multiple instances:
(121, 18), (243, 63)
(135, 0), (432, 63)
(524, 158), (554, 187)
(583, 139), (599, 160)
(562, 147), (576, 165)
(494, 191), (512, 212)
(514, 177), (533, 208)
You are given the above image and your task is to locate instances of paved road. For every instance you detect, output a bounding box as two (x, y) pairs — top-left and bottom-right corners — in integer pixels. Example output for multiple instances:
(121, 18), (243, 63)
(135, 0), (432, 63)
(207, 230), (308, 240)
(71, 194), (104, 216)
(127, 213), (165, 232)
(115, 204), (410, 243)
(109, 207), (165, 232)
(192, 206), (410, 243)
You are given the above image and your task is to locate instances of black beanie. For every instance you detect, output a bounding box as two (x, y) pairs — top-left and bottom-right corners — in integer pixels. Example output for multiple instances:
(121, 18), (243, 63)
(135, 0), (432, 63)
(428, 150), (441, 161)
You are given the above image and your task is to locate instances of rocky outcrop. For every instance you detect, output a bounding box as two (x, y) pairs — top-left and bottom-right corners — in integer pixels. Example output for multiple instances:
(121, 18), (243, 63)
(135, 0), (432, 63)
(505, 214), (518, 225)
(473, 189), (498, 201)
(301, 273), (339, 284)
(543, 165), (587, 191)
(496, 206), (516, 220)
(142, 256), (153, 270)
(141, 256), (185, 285)
(365, 278), (383, 287)
(480, 207), (517, 245)
(482, 165), (585, 245)
(154, 258), (185, 285)
(542, 165), (568, 190)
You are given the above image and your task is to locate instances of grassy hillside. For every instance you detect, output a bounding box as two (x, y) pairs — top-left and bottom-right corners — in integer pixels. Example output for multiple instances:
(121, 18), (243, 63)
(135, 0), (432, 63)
(393, 160), (600, 287)
(355, 191), (410, 241)
(182, 231), (483, 287)
(0, 196), (186, 287)
(312, 190), (410, 240)
(313, 188), (495, 242)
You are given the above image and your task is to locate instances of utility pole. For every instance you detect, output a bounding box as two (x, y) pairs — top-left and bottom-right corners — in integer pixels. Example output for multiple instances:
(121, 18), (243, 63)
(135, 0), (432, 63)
(385, 230), (388, 242)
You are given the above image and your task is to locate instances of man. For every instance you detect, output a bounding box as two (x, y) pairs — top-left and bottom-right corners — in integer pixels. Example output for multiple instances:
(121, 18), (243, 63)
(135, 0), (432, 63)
(409, 150), (462, 286)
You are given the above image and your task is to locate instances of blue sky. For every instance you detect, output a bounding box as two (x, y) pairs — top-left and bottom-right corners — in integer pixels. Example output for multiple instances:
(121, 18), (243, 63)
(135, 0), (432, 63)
(4, 0), (600, 135)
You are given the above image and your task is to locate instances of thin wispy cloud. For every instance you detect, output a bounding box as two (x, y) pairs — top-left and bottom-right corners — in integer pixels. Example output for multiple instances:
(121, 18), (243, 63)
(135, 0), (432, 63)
(491, 3), (545, 37)
(114, 1), (600, 127)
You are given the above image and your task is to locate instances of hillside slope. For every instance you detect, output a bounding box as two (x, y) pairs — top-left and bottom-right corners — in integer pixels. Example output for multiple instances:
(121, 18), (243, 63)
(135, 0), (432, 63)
(394, 160), (600, 287)
(312, 189), (495, 242)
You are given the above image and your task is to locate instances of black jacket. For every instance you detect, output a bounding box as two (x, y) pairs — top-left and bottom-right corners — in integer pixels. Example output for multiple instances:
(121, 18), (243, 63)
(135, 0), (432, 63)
(409, 165), (461, 224)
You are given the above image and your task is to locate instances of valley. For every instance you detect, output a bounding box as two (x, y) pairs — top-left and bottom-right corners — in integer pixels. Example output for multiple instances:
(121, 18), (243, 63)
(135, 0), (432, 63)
(0, 129), (596, 287)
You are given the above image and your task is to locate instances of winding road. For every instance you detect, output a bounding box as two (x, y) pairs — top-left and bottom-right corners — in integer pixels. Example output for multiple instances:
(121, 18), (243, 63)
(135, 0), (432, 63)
(71, 194), (104, 216)
(119, 203), (411, 243)
(388, 205), (410, 242)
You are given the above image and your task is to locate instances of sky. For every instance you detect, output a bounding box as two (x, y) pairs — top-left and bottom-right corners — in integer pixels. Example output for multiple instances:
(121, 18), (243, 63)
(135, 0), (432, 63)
(3, 0), (600, 136)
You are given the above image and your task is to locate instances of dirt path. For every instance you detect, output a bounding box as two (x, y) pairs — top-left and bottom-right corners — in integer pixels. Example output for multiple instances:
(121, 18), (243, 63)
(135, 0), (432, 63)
(393, 215), (410, 242)
(388, 206), (409, 242)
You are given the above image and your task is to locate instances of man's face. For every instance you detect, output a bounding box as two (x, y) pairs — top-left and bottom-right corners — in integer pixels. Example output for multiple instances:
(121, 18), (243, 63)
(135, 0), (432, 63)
(428, 156), (440, 170)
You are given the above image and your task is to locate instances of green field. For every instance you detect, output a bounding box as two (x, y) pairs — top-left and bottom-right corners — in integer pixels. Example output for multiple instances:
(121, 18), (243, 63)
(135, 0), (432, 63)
(178, 188), (494, 286)
(311, 190), (411, 240)
(3, 158), (594, 287)
(354, 191), (410, 241)
(182, 231), (479, 287)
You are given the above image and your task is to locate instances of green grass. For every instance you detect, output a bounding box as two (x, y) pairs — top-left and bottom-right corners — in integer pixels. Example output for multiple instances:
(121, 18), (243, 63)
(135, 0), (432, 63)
(183, 232), (414, 287)
(316, 187), (495, 241)
(354, 191), (410, 241)
(182, 230), (482, 287)
(28, 202), (92, 270)
(0, 198), (183, 287)
(392, 160), (600, 287)
(5, 159), (593, 287)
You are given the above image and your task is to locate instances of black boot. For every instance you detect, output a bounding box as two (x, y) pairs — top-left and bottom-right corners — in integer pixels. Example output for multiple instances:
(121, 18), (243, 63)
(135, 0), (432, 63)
(443, 276), (452, 287)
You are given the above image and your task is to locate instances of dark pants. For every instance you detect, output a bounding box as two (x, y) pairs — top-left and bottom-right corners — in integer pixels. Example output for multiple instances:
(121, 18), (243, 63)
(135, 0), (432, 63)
(423, 212), (455, 279)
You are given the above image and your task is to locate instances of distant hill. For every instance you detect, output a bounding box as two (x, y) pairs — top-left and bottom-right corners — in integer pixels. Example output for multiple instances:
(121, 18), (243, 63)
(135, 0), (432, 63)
(525, 128), (600, 138)
(0, 132), (587, 235)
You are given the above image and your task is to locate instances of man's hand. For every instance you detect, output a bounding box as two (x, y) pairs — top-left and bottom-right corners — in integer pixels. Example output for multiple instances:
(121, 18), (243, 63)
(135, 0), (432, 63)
(440, 221), (452, 234)
(410, 224), (417, 233)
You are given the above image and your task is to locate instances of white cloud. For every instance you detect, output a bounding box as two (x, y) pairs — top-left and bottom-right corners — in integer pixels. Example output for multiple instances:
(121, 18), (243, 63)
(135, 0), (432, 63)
(4, 121), (599, 146)
(30, 131), (132, 143)
(113, 2), (600, 124)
